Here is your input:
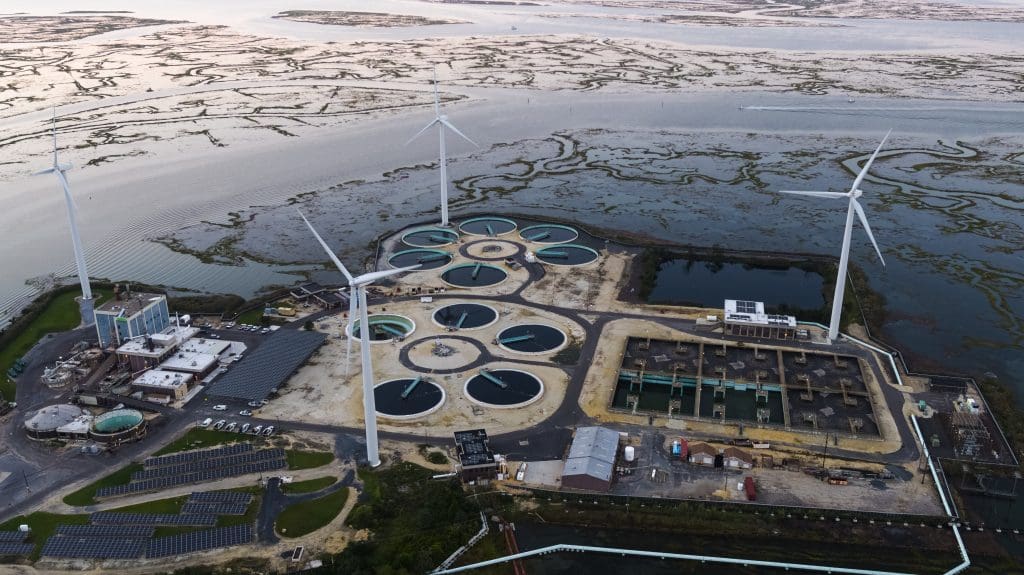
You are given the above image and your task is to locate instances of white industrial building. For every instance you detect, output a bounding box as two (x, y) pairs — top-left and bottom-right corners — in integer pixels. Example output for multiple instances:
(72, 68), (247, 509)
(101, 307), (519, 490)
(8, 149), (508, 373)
(131, 369), (193, 401)
(723, 299), (798, 339)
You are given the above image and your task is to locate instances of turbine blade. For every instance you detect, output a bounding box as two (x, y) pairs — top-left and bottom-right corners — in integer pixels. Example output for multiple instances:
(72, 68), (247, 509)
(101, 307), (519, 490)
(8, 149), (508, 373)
(355, 264), (421, 285)
(852, 199), (885, 267)
(34, 167), (55, 176)
(405, 118), (439, 146)
(56, 169), (80, 214)
(345, 288), (357, 376)
(52, 107), (58, 168)
(432, 65), (440, 117)
(439, 118), (477, 147)
(296, 210), (354, 283)
(849, 129), (892, 194)
(778, 190), (847, 199)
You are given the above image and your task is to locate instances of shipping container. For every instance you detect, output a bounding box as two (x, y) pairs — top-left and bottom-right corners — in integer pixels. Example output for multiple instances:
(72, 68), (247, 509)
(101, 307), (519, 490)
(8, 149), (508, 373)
(744, 476), (756, 501)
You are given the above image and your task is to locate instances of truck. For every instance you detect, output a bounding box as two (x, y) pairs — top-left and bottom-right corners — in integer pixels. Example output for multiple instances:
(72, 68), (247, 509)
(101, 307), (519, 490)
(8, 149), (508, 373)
(744, 476), (756, 501)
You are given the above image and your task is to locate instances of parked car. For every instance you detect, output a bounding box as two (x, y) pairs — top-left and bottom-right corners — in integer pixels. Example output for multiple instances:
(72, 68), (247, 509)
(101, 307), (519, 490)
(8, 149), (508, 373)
(200, 418), (213, 427)
(213, 419), (226, 430)
(212, 404), (227, 411)
(239, 409), (253, 417)
(240, 423), (251, 434)
(247, 400), (262, 408)
(252, 425), (263, 435)
(225, 422), (237, 432)
(262, 425), (275, 437)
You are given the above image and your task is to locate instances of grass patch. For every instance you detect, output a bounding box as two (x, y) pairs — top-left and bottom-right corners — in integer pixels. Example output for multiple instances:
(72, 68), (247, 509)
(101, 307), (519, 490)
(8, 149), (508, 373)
(0, 289), (105, 401)
(281, 475), (337, 494)
(334, 462), (482, 573)
(110, 494), (187, 515)
(62, 462), (143, 507)
(0, 512), (89, 560)
(276, 486), (348, 538)
(234, 307), (265, 325)
(153, 428), (262, 456)
(286, 449), (334, 470)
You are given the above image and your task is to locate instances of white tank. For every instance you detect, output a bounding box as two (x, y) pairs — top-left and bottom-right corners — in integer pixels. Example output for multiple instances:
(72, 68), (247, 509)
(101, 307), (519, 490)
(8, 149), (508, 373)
(624, 445), (635, 462)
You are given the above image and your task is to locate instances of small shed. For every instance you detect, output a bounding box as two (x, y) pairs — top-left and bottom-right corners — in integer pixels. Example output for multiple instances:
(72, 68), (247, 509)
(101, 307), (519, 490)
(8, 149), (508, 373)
(723, 446), (754, 469)
(688, 442), (717, 466)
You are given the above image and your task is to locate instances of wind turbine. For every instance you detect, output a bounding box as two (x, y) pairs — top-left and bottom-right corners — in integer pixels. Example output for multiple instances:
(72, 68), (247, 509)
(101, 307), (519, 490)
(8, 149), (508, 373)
(779, 131), (891, 343)
(36, 110), (95, 327)
(298, 211), (419, 467)
(406, 67), (477, 227)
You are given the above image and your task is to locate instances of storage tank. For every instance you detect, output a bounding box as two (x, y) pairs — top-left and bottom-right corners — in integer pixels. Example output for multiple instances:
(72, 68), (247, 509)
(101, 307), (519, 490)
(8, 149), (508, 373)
(23, 404), (85, 440)
(624, 445), (636, 462)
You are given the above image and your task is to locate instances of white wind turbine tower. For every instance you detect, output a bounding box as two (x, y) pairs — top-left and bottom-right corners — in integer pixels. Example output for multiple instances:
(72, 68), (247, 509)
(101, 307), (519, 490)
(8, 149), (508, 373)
(780, 131), (891, 343)
(298, 211), (419, 467)
(406, 67), (477, 227)
(36, 111), (95, 327)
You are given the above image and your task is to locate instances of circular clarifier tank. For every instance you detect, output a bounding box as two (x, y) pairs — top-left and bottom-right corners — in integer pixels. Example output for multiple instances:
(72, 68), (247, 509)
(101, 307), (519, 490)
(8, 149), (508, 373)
(459, 217), (517, 237)
(441, 263), (507, 288)
(432, 303), (499, 330)
(464, 369), (544, 408)
(519, 224), (579, 244)
(388, 249), (453, 270)
(349, 314), (416, 342)
(402, 228), (460, 247)
(535, 244), (599, 266)
(92, 409), (144, 434)
(374, 378), (446, 419)
(496, 324), (567, 354)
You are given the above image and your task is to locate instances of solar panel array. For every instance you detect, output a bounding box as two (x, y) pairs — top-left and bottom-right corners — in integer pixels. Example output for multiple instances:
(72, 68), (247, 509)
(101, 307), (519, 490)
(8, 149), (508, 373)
(145, 443), (252, 469)
(55, 524), (155, 538)
(41, 536), (145, 559)
(209, 329), (327, 401)
(181, 502), (249, 516)
(0, 542), (34, 556)
(98, 447), (285, 498)
(188, 490), (253, 505)
(0, 531), (28, 543)
(735, 300), (758, 314)
(146, 524), (254, 559)
(90, 512), (218, 527)
(133, 448), (286, 481)
(97, 458), (285, 497)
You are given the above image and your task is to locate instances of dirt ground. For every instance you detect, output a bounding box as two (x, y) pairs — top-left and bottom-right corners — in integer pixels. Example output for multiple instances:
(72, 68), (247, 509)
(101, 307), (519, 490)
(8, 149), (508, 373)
(259, 296), (579, 436)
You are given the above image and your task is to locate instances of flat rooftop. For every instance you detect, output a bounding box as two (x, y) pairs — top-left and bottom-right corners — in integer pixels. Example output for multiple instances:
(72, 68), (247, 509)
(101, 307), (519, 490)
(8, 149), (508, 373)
(95, 293), (165, 316)
(133, 369), (190, 389)
(160, 350), (218, 374)
(178, 338), (233, 356)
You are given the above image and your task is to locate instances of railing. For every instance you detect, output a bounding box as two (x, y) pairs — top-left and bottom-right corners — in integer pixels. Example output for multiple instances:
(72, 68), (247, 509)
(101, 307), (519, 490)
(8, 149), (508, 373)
(432, 512), (489, 573)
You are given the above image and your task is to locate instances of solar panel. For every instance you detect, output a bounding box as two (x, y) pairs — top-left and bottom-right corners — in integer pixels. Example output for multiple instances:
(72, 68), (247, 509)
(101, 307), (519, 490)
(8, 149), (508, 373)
(736, 300), (758, 314)
(90, 512), (218, 527)
(98, 448), (286, 497)
(181, 502), (249, 515)
(135, 449), (287, 480)
(189, 491), (253, 505)
(0, 542), (34, 556)
(145, 443), (253, 469)
(41, 536), (145, 559)
(55, 524), (155, 538)
(146, 524), (254, 558)
(0, 531), (27, 543)
(209, 330), (327, 401)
